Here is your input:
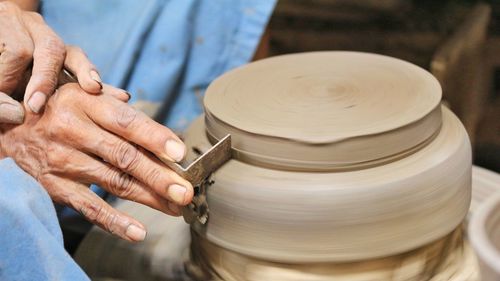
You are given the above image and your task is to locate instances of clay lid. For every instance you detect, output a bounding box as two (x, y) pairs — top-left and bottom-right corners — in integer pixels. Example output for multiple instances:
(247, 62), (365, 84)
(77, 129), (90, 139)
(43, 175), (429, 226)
(204, 52), (442, 171)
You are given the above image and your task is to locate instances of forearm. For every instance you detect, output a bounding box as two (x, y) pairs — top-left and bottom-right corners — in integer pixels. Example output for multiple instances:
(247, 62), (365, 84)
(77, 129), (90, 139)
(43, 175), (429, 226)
(1, 0), (38, 11)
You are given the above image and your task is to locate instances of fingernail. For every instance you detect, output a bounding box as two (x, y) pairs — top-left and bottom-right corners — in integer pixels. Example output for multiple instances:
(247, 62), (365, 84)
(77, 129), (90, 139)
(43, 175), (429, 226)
(0, 103), (24, 124)
(168, 184), (187, 204)
(165, 139), (185, 162)
(90, 70), (103, 89)
(27, 91), (47, 113)
(125, 224), (146, 241)
(124, 91), (131, 101)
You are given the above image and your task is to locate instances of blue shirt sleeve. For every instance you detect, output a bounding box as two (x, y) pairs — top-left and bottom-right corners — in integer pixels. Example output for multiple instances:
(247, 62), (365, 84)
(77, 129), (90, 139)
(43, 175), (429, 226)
(125, 0), (277, 131)
(0, 158), (89, 281)
(42, 0), (276, 131)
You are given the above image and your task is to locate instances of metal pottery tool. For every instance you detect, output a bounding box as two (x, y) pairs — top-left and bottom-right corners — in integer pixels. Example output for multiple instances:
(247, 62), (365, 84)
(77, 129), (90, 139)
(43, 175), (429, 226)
(162, 135), (232, 226)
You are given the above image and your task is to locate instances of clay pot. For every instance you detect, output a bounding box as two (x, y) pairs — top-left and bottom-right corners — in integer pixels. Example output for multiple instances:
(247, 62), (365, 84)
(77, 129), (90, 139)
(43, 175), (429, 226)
(183, 52), (473, 279)
(186, 108), (471, 262)
(469, 192), (500, 281)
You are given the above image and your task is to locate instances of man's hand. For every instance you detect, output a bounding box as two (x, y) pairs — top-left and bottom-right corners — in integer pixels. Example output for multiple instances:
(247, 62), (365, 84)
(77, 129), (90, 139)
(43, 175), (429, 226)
(0, 83), (193, 242)
(0, 1), (103, 123)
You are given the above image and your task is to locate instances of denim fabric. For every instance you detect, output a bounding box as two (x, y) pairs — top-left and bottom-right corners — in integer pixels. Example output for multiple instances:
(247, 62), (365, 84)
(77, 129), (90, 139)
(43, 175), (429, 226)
(0, 158), (89, 281)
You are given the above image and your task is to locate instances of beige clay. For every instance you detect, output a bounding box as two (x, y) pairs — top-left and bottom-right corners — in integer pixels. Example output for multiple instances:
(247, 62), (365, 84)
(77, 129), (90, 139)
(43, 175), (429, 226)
(185, 107), (471, 262)
(74, 167), (500, 280)
(190, 227), (478, 281)
(184, 52), (472, 263)
(204, 52), (443, 171)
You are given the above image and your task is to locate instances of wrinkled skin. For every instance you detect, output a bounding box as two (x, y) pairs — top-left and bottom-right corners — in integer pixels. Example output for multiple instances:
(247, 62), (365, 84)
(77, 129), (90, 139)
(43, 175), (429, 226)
(0, 1), (104, 123)
(0, 83), (194, 242)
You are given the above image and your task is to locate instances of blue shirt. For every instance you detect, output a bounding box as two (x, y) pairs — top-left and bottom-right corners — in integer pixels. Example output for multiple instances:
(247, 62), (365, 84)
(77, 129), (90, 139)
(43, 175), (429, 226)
(42, 0), (276, 131)
(0, 1), (275, 280)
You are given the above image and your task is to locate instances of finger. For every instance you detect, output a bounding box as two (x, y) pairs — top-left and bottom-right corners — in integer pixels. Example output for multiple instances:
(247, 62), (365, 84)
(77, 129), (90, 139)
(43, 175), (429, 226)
(23, 12), (66, 114)
(53, 150), (181, 216)
(0, 92), (24, 124)
(61, 115), (194, 206)
(64, 45), (102, 94)
(102, 84), (130, 102)
(42, 174), (148, 242)
(86, 93), (186, 163)
(0, 2), (34, 94)
(90, 164), (182, 216)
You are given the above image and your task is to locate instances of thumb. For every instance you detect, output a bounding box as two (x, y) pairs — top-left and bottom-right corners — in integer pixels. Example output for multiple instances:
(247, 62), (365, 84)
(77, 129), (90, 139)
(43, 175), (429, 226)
(0, 92), (24, 124)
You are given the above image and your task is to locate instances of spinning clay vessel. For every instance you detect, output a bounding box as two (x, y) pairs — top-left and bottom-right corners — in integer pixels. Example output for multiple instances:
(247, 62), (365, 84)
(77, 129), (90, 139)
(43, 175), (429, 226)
(183, 52), (474, 280)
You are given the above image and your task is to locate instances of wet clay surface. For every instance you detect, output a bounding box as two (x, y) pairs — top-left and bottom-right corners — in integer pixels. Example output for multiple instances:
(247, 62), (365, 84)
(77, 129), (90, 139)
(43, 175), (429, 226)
(190, 227), (478, 281)
(183, 52), (473, 277)
(185, 106), (471, 262)
(204, 52), (443, 171)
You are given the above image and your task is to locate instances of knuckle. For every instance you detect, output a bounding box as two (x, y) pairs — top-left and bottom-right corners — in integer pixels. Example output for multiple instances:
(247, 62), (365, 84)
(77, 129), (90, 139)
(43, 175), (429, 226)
(48, 84), (82, 107)
(46, 120), (61, 140)
(116, 105), (137, 129)
(80, 201), (105, 223)
(106, 170), (136, 198)
(144, 168), (163, 189)
(45, 145), (66, 169)
(46, 111), (71, 140)
(78, 202), (116, 233)
(67, 45), (85, 56)
(38, 37), (66, 61)
(83, 203), (116, 232)
(112, 142), (140, 171)
(56, 83), (80, 97)
(77, 198), (119, 234)
(25, 11), (43, 22)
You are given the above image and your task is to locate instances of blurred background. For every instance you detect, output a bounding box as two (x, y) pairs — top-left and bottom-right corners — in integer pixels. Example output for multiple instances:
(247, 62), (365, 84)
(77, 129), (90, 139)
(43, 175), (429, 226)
(265, 0), (499, 172)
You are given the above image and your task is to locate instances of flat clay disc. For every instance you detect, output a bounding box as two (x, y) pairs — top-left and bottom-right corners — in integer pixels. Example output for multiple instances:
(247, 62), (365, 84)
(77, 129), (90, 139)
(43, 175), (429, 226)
(204, 52), (442, 171)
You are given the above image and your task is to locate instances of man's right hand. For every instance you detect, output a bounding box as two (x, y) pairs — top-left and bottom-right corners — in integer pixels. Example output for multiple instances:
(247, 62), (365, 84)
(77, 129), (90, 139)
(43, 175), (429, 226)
(0, 1), (104, 123)
(0, 83), (194, 242)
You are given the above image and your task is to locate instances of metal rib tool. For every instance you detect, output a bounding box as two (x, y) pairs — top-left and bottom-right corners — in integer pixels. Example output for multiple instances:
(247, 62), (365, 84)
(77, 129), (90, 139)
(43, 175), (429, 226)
(163, 134), (231, 187)
(162, 134), (232, 225)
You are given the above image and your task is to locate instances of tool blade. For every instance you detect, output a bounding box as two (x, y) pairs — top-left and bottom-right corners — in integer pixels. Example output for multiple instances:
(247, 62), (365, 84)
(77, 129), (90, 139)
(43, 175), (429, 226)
(163, 134), (231, 186)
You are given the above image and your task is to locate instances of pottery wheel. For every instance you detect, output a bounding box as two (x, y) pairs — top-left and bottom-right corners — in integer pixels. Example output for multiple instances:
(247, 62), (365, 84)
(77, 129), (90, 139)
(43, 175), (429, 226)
(186, 52), (471, 263)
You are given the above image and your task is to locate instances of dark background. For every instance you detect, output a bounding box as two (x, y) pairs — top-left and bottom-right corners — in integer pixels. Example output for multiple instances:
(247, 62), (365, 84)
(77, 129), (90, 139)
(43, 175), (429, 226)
(266, 0), (500, 172)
